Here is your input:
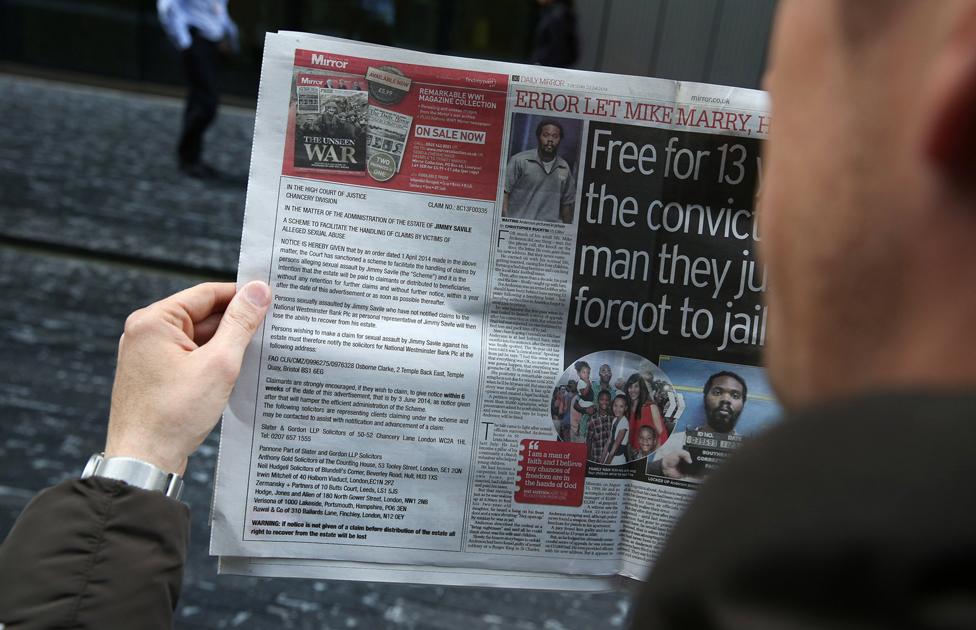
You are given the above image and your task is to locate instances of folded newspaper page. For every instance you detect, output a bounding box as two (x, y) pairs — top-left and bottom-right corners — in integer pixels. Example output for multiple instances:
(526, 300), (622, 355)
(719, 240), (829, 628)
(211, 31), (775, 590)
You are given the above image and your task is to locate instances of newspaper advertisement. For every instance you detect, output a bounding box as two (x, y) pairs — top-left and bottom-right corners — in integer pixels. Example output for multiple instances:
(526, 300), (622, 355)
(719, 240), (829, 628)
(211, 32), (775, 590)
(367, 105), (412, 176)
(291, 70), (368, 173)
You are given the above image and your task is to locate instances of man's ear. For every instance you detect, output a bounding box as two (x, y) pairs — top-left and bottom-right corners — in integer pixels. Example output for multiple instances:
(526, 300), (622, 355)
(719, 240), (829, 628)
(923, 3), (976, 182)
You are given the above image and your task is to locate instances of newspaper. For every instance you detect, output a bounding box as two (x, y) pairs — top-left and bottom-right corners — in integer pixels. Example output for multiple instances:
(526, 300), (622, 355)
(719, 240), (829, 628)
(211, 31), (775, 590)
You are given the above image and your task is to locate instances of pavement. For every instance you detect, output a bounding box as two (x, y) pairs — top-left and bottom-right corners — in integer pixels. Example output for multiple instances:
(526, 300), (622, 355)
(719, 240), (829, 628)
(0, 74), (632, 629)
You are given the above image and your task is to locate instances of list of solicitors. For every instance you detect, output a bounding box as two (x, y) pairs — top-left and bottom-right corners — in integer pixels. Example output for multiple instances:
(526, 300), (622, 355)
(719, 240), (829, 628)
(243, 177), (493, 551)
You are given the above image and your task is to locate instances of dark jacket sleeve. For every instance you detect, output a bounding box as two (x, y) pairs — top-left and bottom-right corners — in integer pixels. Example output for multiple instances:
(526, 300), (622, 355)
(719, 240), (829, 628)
(631, 394), (976, 630)
(0, 477), (190, 629)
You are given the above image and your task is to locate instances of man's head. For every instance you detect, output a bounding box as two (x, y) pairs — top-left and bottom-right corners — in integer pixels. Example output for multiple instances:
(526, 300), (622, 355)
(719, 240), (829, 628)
(702, 372), (746, 433)
(324, 102), (338, 118)
(599, 363), (612, 384)
(535, 120), (563, 159)
(761, 1), (976, 408)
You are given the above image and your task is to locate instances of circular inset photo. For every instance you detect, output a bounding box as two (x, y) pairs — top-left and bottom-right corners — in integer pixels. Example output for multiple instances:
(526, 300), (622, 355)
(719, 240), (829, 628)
(550, 351), (683, 465)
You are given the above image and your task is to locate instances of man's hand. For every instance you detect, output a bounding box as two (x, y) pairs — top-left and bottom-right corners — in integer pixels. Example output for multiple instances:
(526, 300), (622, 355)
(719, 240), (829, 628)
(660, 449), (693, 479)
(104, 281), (272, 474)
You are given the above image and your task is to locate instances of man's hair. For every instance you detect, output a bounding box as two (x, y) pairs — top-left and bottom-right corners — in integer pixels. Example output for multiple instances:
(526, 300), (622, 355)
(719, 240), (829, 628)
(535, 119), (564, 140)
(703, 371), (747, 402)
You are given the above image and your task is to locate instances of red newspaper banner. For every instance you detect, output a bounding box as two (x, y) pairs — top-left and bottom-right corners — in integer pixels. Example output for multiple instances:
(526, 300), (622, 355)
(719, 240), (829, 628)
(283, 49), (509, 201)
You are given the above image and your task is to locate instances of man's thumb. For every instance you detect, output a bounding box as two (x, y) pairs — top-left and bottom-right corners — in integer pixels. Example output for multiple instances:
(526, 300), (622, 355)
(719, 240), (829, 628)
(206, 281), (272, 369)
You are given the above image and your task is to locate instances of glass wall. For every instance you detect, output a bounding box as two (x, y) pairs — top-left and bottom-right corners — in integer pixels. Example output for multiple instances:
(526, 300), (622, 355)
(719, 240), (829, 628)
(0, 0), (540, 99)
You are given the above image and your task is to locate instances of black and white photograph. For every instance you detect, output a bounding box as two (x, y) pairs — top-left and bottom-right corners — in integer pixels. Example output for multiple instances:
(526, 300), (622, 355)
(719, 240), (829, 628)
(293, 72), (368, 172)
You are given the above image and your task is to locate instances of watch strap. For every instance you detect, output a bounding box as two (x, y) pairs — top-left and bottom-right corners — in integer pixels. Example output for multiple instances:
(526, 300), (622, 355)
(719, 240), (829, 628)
(82, 453), (184, 500)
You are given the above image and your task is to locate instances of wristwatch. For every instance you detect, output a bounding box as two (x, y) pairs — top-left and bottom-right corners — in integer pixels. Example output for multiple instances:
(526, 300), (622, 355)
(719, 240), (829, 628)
(81, 453), (184, 500)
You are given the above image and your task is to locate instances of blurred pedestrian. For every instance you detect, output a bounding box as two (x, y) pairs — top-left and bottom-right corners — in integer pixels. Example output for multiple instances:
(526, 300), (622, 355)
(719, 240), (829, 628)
(529, 0), (579, 68)
(158, 0), (239, 178)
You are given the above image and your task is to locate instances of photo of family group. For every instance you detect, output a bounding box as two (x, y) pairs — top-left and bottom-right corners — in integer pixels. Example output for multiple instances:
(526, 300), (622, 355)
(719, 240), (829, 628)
(550, 351), (683, 466)
(642, 356), (780, 483)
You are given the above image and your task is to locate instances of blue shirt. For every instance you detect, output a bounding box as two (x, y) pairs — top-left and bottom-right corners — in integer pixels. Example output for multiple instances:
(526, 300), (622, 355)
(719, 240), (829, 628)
(157, 0), (238, 50)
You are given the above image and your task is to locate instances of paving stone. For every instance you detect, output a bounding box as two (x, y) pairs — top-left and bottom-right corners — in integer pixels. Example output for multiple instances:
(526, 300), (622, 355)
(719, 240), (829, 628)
(0, 75), (253, 273)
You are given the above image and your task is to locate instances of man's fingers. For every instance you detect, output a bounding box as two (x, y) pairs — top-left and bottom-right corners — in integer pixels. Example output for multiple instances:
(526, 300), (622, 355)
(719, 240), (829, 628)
(679, 450), (693, 464)
(202, 281), (272, 377)
(192, 312), (225, 346)
(159, 282), (238, 324)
